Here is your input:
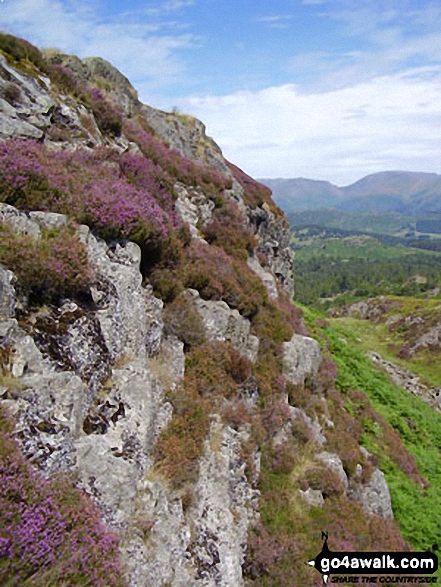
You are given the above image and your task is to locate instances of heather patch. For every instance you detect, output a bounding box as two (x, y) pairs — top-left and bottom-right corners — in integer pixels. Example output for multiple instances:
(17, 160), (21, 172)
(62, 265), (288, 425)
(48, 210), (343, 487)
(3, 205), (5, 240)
(227, 161), (282, 217)
(0, 140), (173, 246)
(184, 240), (267, 318)
(123, 122), (232, 195)
(0, 407), (125, 586)
(155, 341), (256, 488)
(202, 198), (255, 260)
(0, 222), (94, 304)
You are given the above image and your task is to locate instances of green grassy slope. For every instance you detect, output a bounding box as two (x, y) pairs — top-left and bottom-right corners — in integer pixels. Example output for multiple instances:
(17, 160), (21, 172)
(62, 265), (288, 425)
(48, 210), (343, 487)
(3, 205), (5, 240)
(303, 305), (441, 568)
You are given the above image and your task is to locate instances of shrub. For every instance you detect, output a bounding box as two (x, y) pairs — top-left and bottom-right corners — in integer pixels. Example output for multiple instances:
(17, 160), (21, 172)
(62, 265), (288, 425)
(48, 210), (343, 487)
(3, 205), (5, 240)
(221, 399), (252, 430)
(0, 34), (48, 73)
(46, 62), (83, 98)
(155, 387), (210, 488)
(0, 140), (173, 248)
(0, 407), (124, 586)
(123, 121), (232, 194)
(184, 240), (267, 318)
(84, 88), (122, 137)
(163, 294), (206, 350)
(202, 199), (255, 260)
(0, 222), (94, 303)
(155, 341), (255, 487)
(184, 342), (246, 400)
(304, 464), (346, 497)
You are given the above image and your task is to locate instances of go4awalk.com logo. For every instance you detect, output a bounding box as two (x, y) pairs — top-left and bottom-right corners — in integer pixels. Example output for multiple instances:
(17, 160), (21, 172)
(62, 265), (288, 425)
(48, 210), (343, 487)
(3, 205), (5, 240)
(306, 533), (439, 585)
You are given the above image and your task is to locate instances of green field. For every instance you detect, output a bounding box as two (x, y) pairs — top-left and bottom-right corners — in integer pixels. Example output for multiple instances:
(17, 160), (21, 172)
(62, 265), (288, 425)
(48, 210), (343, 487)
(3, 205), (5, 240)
(291, 230), (441, 306)
(292, 233), (436, 262)
(288, 210), (441, 238)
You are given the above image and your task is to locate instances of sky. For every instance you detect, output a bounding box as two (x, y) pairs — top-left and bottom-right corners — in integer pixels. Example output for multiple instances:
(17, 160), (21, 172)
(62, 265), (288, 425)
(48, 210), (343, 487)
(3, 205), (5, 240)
(2, 0), (441, 185)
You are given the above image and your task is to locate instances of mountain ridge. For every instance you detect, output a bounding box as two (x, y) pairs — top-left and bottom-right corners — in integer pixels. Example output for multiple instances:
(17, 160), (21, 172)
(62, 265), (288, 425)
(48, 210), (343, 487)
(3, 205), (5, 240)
(261, 170), (441, 213)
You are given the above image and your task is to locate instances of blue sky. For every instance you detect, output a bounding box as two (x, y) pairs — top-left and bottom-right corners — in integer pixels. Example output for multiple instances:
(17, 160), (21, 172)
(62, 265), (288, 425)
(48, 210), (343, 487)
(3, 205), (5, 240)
(2, 0), (441, 185)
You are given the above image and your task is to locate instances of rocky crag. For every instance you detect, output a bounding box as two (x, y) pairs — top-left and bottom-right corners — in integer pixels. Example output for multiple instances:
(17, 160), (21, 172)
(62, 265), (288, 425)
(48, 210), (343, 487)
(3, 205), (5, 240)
(0, 34), (416, 586)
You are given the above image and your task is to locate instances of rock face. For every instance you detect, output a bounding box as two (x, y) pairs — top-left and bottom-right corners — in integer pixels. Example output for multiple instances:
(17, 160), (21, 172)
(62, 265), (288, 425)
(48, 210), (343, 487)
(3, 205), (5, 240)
(247, 254), (278, 300)
(190, 417), (259, 586)
(141, 105), (231, 177)
(0, 268), (16, 318)
(0, 54), (54, 140)
(0, 206), (259, 587)
(298, 448), (394, 520)
(282, 334), (322, 386)
(185, 289), (259, 363)
(174, 182), (215, 238)
(250, 203), (295, 298)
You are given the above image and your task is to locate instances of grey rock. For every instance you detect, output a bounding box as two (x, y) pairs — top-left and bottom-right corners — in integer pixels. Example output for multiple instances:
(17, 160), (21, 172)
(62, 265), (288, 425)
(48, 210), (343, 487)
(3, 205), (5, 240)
(0, 319), (46, 377)
(368, 352), (441, 412)
(250, 203), (294, 297)
(32, 302), (110, 392)
(140, 105), (231, 177)
(123, 478), (193, 586)
(0, 54), (54, 140)
(330, 297), (392, 321)
(299, 488), (325, 507)
(185, 289), (259, 362)
(409, 322), (441, 354)
(273, 404), (326, 447)
(190, 417), (259, 586)
(0, 203), (41, 238)
(0, 268), (17, 318)
(175, 182), (215, 238)
(84, 232), (159, 362)
(29, 211), (67, 231)
(348, 468), (394, 519)
(282, 334), (322, 386)
(144, 285), (164, 357)
(0, 114), (44, 139)
(155, 335), (185, 391)
(247, 254), (278, 299)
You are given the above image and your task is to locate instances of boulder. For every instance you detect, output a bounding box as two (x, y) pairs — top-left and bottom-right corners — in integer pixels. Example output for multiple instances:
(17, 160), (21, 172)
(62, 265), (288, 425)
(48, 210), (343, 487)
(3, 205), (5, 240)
(185, 289), (259, 362)
(348, 468), (394, 519)
(282, 334), (322, 386)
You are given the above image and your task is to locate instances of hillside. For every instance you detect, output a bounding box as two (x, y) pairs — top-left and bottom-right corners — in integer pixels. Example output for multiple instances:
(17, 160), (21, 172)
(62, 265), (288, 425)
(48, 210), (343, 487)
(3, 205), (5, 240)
(1, 33), (441, 586)
(262, 171), (441, 214)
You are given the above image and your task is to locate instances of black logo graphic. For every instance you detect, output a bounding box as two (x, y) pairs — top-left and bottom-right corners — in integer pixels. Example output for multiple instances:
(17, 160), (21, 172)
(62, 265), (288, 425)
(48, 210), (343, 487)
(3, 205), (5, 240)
(306, 532), (438, 585)
(306, 532), (332, 584)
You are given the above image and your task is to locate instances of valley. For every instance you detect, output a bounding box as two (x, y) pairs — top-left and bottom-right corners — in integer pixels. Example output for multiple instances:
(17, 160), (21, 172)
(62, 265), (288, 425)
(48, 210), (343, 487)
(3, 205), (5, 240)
(273, 181), (441, 576)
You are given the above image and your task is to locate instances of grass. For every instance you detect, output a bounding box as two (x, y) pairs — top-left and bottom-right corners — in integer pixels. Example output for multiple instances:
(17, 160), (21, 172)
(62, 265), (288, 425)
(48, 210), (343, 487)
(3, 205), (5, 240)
(331, 295), (441, 388)
(332, 316), (441, 388)
(302, 305), (441, 566)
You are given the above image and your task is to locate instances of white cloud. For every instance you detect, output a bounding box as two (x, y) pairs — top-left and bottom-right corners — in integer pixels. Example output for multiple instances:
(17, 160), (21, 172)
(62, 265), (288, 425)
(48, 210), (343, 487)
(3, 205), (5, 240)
(178, 67), (441, 185)
(0, 0), (196, 88)
(255, 14), (295, 29)
(288, 1), (441, 94)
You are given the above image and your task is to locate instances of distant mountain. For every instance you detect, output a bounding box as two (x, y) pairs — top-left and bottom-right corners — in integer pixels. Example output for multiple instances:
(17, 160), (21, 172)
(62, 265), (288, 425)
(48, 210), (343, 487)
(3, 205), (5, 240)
(260, 177), (343, 211)
(260, 171), (441, 214)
